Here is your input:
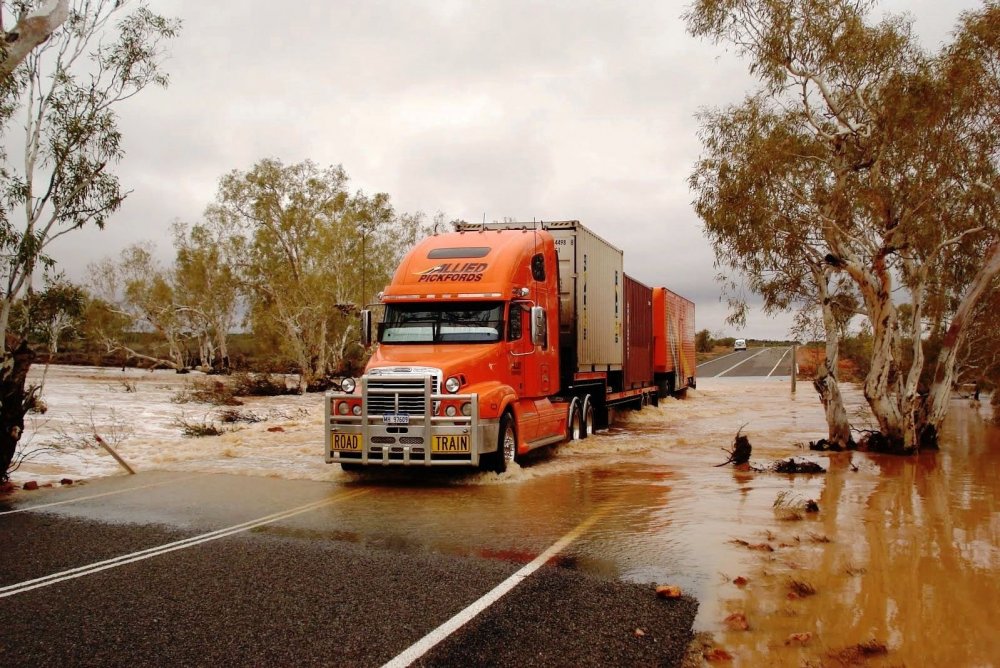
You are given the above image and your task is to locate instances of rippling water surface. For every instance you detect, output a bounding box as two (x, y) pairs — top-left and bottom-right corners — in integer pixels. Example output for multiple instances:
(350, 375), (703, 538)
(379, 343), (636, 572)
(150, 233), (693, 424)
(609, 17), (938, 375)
(18, 366), (1000, 665)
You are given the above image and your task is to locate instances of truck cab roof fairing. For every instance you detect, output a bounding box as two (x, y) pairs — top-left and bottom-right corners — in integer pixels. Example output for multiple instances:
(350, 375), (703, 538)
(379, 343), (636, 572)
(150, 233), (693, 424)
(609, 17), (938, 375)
(384, 229), (556, 300)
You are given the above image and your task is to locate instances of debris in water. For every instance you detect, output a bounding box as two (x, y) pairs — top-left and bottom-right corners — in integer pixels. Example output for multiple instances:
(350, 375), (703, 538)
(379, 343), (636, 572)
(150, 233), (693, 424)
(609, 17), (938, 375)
(732, 576), (749, 587)
(716, 427), (752, 467)
(704, 647), (734, 662)
(829, 639), (889, 663)
(858, 431), (916, 455)
(724, 611), (750, 631)
(655, 584), (683, 599)
(788, 579), (817, 598)
(808, 438), (856, 451)
(729, 538), (775, 552)
(772, 458), (826, 474)
(773, 490), (815, 520)
(785, 632), (813, 646)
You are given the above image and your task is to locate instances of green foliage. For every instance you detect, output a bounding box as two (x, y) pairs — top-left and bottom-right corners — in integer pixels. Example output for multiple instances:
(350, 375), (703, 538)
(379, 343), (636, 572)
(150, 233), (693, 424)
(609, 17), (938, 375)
(0, 0), (179, 482)
(210, 158), (427, 389)
(839, 329), (872, 380)
(696, 328), (713, 353)
(10, 276), (86, 352)
(687, 0), (1000, 449)
(171, 221), (240, 370)
(0, 2), (180, 347)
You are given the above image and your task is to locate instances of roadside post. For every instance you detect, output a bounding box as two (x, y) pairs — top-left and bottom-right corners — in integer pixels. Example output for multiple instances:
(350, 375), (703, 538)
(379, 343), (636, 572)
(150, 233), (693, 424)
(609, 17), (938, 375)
(791, 344), (797, 393)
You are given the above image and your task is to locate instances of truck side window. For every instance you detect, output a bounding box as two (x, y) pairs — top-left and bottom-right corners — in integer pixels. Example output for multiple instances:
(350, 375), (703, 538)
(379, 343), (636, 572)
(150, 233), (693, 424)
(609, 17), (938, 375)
(508, 304), (523, 341)
(531, 253), (545, 281)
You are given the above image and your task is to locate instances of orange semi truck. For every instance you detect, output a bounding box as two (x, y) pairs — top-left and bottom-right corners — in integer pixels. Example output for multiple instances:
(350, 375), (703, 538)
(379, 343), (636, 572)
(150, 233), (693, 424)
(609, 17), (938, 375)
(325, 220), (695, 472)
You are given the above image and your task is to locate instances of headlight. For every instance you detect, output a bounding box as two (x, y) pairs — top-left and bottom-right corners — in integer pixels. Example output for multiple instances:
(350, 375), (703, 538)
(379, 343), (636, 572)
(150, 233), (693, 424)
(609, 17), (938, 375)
(341, 377), (356, 393)
(461, 402), (472, 417)
(445, 404), (457, 417)
(352, 404), (362, 416)
(445, 376), (461, 393)
(337, 402), (349, 415)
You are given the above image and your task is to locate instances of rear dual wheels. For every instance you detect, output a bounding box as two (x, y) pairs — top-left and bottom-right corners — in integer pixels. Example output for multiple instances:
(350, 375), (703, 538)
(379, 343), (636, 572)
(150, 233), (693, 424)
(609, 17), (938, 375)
(569, 395), (594, 440)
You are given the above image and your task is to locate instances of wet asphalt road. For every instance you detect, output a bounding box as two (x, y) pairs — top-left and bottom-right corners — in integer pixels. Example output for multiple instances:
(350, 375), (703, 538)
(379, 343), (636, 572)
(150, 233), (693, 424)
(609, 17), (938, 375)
(697, 346), (794, 378)
(0, 472), (697, 667)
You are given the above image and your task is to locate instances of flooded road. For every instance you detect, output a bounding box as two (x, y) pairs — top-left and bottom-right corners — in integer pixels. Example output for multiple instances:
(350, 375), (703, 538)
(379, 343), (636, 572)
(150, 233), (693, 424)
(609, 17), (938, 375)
(9, 366), (1000, 665)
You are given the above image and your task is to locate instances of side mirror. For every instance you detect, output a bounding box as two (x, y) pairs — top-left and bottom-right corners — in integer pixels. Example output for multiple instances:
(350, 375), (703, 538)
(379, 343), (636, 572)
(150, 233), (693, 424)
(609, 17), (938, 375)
(361, 309), (373, 348)
(530, 306), (546, 347)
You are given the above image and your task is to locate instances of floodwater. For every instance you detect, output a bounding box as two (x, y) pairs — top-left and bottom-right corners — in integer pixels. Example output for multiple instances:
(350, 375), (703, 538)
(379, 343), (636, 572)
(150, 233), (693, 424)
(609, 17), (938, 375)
(15, 365), (1000, 666)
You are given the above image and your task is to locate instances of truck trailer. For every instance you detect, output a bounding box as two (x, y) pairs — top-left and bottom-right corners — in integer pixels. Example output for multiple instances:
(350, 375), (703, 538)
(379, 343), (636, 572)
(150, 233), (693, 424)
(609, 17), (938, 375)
(325, 220), (695, 472)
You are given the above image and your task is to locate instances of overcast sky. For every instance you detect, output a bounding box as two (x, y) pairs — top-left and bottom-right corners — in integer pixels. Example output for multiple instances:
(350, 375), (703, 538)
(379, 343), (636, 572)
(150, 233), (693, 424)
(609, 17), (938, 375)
(46, 0), (982, 340)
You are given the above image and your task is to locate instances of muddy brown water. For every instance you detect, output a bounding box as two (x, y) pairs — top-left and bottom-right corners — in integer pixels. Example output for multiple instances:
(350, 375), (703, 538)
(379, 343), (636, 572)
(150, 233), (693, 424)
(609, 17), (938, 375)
(17, 367), (1000, 666)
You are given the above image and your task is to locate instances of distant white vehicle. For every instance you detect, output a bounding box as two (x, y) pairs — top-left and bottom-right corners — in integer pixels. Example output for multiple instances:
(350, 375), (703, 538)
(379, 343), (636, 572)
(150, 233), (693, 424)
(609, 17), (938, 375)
(734, 338), (747, 351)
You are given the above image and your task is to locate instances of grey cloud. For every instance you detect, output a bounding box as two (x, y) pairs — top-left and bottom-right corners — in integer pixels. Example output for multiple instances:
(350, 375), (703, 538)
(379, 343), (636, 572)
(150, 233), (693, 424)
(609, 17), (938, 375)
(42, 0), (981, 341)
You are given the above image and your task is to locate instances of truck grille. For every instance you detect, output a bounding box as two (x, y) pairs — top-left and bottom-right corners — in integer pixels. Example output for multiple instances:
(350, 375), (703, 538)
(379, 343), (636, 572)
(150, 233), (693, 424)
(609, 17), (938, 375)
(366, 377), (438, 415)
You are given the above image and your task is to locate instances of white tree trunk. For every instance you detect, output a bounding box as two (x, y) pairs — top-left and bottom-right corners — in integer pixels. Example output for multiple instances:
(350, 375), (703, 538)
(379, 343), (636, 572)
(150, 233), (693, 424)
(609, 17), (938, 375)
(811, 264), (852, 446)
(0, 0), (69, 78)
(927, 242), (1000, 429)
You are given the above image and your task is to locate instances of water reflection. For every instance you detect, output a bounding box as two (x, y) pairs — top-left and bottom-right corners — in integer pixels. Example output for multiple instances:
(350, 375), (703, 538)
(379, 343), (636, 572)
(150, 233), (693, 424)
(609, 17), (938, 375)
(679, 396), (1000, 666)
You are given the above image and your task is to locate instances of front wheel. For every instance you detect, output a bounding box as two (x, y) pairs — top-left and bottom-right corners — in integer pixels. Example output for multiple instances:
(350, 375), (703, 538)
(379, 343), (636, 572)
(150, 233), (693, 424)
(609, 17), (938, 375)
(481, 412), (516, 473)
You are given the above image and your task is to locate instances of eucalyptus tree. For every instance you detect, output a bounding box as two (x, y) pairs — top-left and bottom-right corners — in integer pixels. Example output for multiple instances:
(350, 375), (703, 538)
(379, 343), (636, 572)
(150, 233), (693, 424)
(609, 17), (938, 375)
(172, 221), (239, 371)
(687, 0), (999, 452)
(13, 276), (86, 353)
(692, 95), (857, 446)
(88, 243), (187, 370)
(211, 158), (424, 391)
(954, 281), (1000, 390)
(0, 0), (178, 481)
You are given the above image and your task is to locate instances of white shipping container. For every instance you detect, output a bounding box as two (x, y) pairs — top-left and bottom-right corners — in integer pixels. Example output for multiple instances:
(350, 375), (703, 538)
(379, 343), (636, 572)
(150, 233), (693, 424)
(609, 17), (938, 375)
(544, 221), (623, 373)
(455, 220), (624, 373)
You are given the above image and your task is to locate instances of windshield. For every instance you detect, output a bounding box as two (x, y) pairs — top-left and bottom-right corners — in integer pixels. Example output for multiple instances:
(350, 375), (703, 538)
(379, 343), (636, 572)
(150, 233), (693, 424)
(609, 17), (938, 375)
(379, 302), (504, 344)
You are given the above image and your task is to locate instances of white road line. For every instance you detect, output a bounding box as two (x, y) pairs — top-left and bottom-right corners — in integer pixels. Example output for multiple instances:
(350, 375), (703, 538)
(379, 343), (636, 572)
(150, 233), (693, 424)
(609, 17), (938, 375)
(715, 348), (768, 377)
(0, 489), (370, 598)
(0, 474), (205, 516)
(696, 350), (742, 368)
(768, 347), (791, 377)
(382, 506), (610, 668)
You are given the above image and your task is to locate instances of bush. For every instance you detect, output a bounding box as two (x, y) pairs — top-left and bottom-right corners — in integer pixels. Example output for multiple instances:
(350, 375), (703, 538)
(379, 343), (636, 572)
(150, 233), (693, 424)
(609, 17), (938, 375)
(172, 379), (243, 406)
(696, 329), (713, 353)
(231, 372), (298, 397)
(172, 415), (225, 437)
(217, 408), (266, 424)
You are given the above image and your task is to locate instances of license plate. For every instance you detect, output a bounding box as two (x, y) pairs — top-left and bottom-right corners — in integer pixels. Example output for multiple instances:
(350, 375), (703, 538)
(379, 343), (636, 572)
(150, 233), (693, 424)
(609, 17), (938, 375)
(331, 433), (363, 451)
(383, 414), (410, 425)
(431, 435), (470, 453)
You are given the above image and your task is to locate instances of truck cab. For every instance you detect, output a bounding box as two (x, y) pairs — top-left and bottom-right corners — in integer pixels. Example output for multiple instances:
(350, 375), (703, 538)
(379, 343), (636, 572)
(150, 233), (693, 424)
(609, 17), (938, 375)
(325, 227), (564, 472)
